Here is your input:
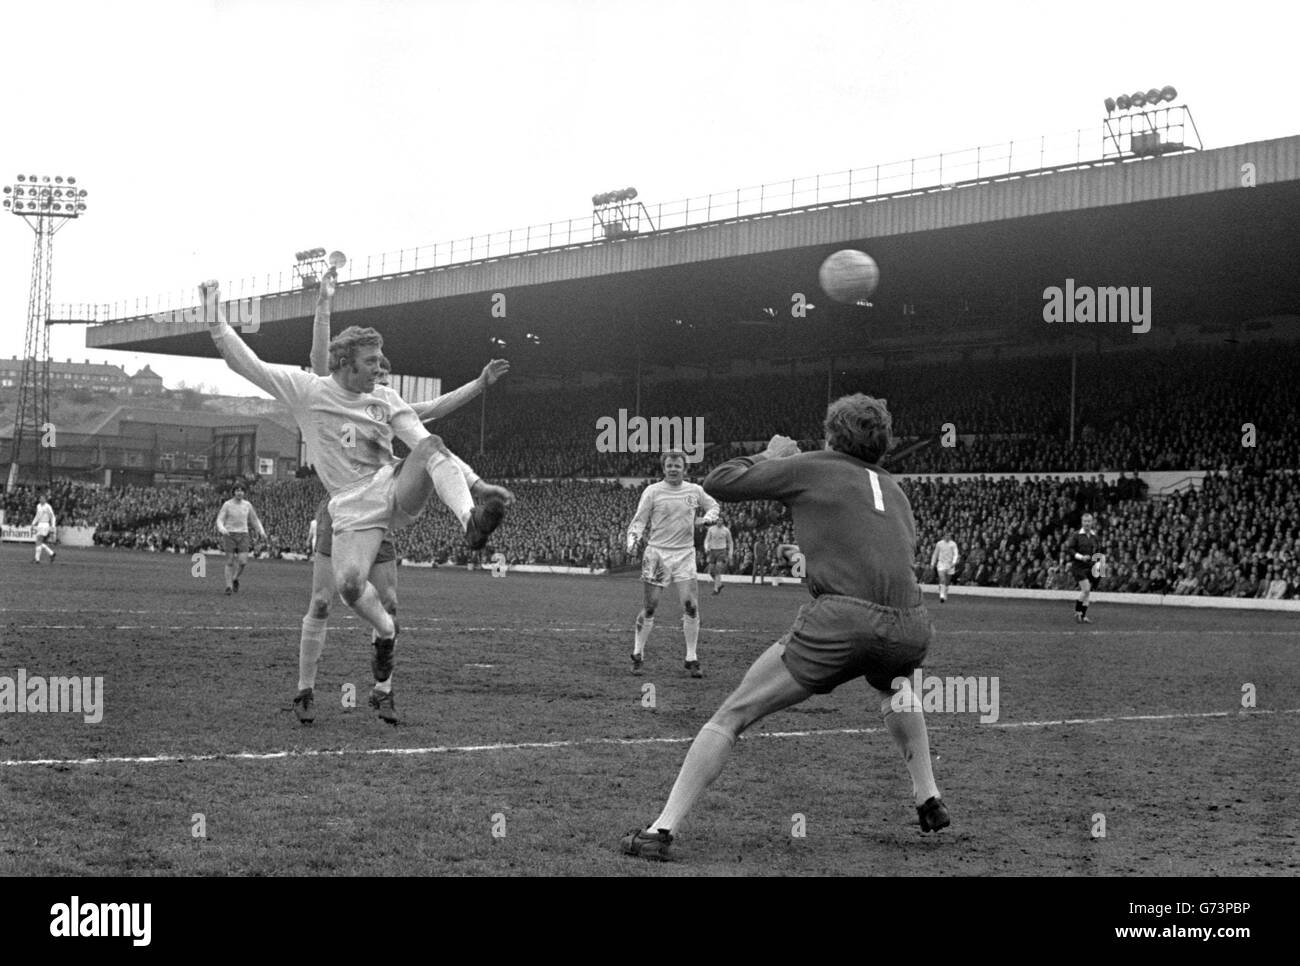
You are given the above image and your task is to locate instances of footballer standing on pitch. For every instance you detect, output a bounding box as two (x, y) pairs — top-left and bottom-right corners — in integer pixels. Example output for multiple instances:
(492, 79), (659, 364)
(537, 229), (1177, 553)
(1064, 513), (1102, 623)
(622, 393), (948, 861)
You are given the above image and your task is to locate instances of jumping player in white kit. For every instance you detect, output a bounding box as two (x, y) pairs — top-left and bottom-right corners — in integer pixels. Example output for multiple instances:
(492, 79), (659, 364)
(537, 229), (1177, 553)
(200, 278), (511, 692)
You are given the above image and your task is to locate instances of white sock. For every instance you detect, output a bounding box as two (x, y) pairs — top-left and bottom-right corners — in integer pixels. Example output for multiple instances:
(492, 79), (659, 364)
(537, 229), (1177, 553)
(374, 677), (393, 694)
(298, 616), (327, 691)
(426, 452), (474, 529)
(650, 722), (735, 833)
(880, 687), (940, 805)
(683, 614), (700, 662)
(634, 613), (655, 656)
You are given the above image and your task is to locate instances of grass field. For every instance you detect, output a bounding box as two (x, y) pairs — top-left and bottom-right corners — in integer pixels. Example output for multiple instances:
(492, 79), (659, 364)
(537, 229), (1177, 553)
(1, 544), (1296, 877)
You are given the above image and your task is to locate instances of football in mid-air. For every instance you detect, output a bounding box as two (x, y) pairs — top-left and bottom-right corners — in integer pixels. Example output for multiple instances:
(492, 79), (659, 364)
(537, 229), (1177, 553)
(818, 249), (879, 305)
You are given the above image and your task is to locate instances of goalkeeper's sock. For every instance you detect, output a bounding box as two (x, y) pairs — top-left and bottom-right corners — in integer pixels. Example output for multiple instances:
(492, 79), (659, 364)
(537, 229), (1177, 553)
(633, 613), (654, 656)
(683, 614), (700, 662)
(298, 616), (327, 692)
(880, 687), (941, 806)
(649, 722), (736, 834)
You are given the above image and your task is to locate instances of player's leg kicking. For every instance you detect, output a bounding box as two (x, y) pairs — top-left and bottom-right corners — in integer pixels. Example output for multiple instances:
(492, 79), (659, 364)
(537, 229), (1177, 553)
(331, 437), (512, 712)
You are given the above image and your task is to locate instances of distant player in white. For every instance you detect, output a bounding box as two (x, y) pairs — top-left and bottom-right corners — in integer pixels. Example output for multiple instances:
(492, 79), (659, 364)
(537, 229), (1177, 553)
(627, 450), (720, 678)
(31, 493), (57, 564)
(704, 518), (734, 596)
(216, 485), (267, 595)
(201, 277), (511, 703)
(291, 265), (511, 724)
(931, 534), (959, 603)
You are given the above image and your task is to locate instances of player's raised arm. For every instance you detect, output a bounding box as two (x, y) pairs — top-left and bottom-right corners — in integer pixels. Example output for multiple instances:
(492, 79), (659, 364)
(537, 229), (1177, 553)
(412, 359), (509, 422)
(309, 266), (338, 376)
(202, 280), (295, 400)
(703, 434), (802, 502)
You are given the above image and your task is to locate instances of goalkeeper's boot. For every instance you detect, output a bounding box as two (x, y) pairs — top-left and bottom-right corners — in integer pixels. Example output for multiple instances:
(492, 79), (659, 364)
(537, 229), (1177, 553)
(369, 687), (398, 725)
(917, 796), (951, 833)
(631, 652), (643, 674)
(293, 687), (315, 724)
(465, 496), (507, 550)
(621, 828), (674, 862)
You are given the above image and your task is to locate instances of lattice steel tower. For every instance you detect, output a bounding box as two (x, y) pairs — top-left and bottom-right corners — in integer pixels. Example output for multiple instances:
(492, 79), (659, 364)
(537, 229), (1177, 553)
(3, 174), (88, 491)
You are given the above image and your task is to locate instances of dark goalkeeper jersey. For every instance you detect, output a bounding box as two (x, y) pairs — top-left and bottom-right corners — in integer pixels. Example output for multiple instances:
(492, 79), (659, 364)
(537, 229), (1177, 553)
(703, 449), (923, 608)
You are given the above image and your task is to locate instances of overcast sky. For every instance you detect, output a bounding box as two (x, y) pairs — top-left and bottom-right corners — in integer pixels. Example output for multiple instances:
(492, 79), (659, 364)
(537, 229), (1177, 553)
(1, 0), (1295, 397)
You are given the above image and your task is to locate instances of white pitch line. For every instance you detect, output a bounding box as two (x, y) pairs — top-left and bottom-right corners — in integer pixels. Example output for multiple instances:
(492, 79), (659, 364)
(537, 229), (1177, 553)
(2, 708), (1293, 769)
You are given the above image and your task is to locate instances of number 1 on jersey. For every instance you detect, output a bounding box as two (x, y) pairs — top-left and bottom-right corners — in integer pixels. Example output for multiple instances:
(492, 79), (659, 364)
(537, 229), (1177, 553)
(865, 468), (885, 512)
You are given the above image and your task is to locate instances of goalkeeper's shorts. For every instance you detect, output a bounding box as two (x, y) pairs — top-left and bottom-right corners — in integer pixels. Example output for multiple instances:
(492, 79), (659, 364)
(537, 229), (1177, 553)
(779, 593), (933, 694)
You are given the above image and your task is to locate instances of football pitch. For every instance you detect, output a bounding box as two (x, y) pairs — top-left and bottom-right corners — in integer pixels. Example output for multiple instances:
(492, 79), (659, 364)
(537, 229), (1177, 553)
(1, 545), (1296, 877)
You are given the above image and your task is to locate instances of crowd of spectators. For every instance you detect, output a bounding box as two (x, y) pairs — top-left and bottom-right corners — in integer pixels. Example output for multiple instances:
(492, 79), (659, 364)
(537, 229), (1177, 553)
(8, 464), (1300, 599)
(432, 340), (1300, 477)
(6, 338), (1299, 599)
(903, 468), (1300, 599)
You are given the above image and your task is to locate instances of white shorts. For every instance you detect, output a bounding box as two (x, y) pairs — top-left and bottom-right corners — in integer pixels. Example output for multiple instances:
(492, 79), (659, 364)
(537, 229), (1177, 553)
(641, 546), (698, 587)
(35, 524), (52, 539)
(328, 463), (420, 535)
(936, 564), (954, 576)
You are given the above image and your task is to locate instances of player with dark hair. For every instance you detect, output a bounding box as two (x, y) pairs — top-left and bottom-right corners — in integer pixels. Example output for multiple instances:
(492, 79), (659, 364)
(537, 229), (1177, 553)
(703, 516), (734, 595)
(626, 449), (720, 678)
(216, 484), (266, 595)
(622, 393), (947, 861)
(292, 268), (509, 724)
(1064, 513), (1103, 623)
